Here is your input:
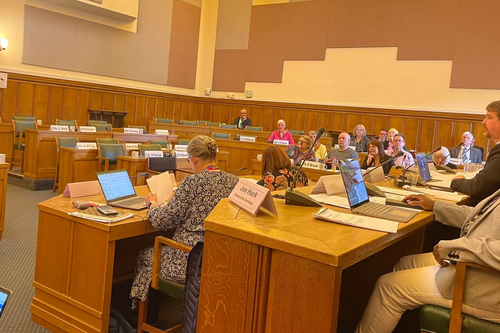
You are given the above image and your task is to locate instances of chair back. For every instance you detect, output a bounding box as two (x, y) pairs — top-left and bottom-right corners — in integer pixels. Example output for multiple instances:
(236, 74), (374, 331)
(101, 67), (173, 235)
(140, 144), (161, 157)
(148, 157), (177, 173)
(87, 120), (108, 126)
(12, 120), (37, 137)
(221, 124), (236, 129)
(98, 144), (125, 165)
(213, 133), (230, 140)
(181, 120), (198, 126)
(197, 120), (208, 125)
(93, 123), (112, 132)
(156, 118), (173, 124)
(288, 129), (304, 135)
(177, 139), (191, 145)
(57, 120), (77, 127)
(13, 116), (36, 121)
(207, 121), (220, 127)
(129, 125), (147, 132)
(56, 137), (79, 150)
(97, 138), (119, 144)
(246, 126), (263, 131)
(149, 140), (170, 149)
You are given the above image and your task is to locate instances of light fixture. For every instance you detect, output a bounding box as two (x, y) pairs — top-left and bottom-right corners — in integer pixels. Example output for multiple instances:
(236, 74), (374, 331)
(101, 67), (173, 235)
(0, 39), (8, 51)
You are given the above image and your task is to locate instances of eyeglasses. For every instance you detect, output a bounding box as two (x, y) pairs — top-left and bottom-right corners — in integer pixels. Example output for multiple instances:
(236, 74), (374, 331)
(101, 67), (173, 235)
(298, 140), (307, 144)
(187, 156), (191, 163)
(394, 139), (404, 142)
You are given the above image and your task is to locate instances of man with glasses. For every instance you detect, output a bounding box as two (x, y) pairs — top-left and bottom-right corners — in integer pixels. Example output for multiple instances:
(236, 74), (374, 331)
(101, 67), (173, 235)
(390, 134), (414, 168)
(323, 133), (359, 169)
(376, 128), (389, 149)
(233, 108), (252, 129)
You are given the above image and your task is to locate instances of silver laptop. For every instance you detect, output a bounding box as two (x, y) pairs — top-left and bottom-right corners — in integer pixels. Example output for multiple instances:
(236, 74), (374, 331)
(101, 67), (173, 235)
(96, 170), (147, 210)
(339, 160), (418, 223)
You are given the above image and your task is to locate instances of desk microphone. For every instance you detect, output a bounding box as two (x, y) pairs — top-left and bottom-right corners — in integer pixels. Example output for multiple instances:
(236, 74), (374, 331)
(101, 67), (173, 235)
(393, 146), (442, 187)
(359, 151), (404, 197)
(284, 127), (324, 207)
(363, 150), (404, 178)
(233, 166), (247, 174)
(436, 151), (457, 174)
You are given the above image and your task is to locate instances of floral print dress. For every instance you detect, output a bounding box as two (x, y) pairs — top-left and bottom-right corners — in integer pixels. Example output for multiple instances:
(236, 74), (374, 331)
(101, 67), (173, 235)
(257, 167), (308, 191)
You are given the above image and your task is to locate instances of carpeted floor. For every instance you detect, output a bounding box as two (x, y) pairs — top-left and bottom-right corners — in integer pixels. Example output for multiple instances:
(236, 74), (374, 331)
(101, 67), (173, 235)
(0, 184), (55, 333)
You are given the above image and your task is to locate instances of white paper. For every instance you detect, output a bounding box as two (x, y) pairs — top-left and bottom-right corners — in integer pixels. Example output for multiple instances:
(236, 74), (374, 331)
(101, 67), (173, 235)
(309, 194), (350, 209)
(314, 208), (398, 233)
(146, 171), (174, 203)
(377, 185), (466, 202)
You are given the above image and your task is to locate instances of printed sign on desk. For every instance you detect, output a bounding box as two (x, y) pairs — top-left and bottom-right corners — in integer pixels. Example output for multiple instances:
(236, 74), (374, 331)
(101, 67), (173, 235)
(125, 143), (140, 150)
(50, 125), (70, 132)
(76, 142), (97, 150)
(124, 128), (142, 134)
(273, 139), (289, 145)
(450, 158), (462, 166)
(175, 151), (189, 159)
(303, 161), (326, 170)
(175, 145), (188, 151)
(240, 135), (256, 142)
(79, 126), (96, 132)
(228, 178), (278, 216)
(145, 151), (163, 158)
(155, 129), (169, 135)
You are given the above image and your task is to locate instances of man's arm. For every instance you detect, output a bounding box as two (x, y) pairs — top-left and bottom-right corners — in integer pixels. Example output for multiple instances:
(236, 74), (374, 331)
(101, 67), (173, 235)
(433, 200), (475, 228)
(246, 118), (252, 126)
(438, 237), (500, 270)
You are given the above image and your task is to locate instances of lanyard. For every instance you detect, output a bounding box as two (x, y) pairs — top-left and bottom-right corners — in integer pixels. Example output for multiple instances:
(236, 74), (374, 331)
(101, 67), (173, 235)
(462, 193), (500, 237)
(204, 165), (218, 171)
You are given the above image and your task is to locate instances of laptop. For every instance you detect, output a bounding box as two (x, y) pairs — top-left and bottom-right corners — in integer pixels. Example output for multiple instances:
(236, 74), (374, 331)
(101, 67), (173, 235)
(339, 160), (419, 223)
(415, 153), (446, 185)
(96, 170), (147, 210)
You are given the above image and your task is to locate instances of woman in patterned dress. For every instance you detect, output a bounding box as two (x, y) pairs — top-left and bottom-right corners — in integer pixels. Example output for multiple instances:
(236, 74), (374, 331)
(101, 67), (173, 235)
(257, 145), (308, 191)
(130, 135), (239, 308)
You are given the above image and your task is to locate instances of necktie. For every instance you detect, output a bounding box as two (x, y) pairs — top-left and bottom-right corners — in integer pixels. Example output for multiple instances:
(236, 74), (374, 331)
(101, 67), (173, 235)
(462, 147), (469, 163)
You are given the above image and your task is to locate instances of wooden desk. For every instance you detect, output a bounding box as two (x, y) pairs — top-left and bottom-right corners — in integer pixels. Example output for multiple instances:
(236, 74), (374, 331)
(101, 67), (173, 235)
(117, 156), (148, 186)
(31, 186), (165, 333)
(0, 123), (15, 163)
(112, 132), (177, 144)
(198, 192), (435, 332)
(149, 122), (210, 140)
(24, 130), (112, 180)
(0, 163), (8, 239)
(251, 158), (338, 181)
(58, 148), (101, 194)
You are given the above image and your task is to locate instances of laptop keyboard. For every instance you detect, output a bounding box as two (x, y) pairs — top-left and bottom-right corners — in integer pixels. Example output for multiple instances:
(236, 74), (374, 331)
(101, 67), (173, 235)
(354, 202), (394, 216)
(116, 197), (145, 206)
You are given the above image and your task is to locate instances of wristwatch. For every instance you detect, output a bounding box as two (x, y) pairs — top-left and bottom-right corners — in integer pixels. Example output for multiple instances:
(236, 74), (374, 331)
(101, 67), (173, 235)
(147, 201), (157, 209)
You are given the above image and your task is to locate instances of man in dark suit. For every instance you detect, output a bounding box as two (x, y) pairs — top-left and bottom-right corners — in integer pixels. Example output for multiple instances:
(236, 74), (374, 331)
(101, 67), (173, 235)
(451, 131), (483, 163)
(234, 108), (252, 129)
(451, 101), (500, 205)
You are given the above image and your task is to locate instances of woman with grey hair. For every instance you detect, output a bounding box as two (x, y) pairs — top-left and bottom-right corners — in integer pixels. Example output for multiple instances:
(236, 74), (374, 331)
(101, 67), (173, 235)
(267, 119), (295, 145)
(130, 135), (239, 308)
(432, 146), (457, 169)
(350, 124), (370, 152)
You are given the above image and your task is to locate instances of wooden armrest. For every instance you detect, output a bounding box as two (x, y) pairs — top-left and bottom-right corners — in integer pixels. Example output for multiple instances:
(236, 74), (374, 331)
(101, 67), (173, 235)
(151, 236), (192, 289)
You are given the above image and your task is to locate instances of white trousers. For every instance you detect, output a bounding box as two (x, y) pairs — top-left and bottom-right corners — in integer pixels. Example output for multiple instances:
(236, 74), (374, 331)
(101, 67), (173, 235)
(355, 253), (500, 333)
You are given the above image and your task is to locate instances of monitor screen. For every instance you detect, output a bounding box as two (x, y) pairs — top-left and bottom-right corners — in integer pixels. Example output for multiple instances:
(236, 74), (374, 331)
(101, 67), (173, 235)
(339, 160), (369, 207)
(416, 153), (431, 182)
(0, 287), (11, 318)
(96, 170), (136, 202)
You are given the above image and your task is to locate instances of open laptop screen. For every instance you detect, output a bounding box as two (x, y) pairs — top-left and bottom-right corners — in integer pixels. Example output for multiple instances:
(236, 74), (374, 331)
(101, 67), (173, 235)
(339, 160), (370, 208)
(416, 153), (431, 182)
(96, 170), (136, 202)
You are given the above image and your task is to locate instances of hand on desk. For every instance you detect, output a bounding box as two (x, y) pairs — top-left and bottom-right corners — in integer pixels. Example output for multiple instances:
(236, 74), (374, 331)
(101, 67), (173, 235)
(403, 194), (434, 211)
(146, 193), (158, 209)
(453, 175), (465, 180)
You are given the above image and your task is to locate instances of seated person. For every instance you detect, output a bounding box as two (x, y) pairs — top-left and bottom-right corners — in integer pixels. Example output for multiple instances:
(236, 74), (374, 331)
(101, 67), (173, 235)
(390, 134), (414, 169)
(257, 146), (308, 191)
(375, 128), (389, 150)
(286, 135), (317, 165)
(309, 130), (327, 160)
(361, 139), (394, 175)
(234, 108), (252, 129)
(385, 127), (399, 154)
(130, 135), (239, 308)
(472, 137), (485, 157)
(355, 191), (500, 333)
(323, 132), (359, 168)
(432, 147), (457, 169)
(350, 124), (370, 152)
(451, 131), (483, 164)
(267, 119), (295, 145)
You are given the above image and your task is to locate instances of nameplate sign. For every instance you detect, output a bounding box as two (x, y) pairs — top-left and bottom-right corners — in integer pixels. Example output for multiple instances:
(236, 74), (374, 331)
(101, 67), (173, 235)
(79, 126), (96, 132)
(228, 178), (277, 217)
(63, 180), (102, 198)
(273, 139), (289, 145)
(240, 135), (256, 142)
(76, 142), (97, 150)
(125, 143), (140, 150)
(124, 128), (142, 134)
(311, 174), (344, 195)
(155, 129), (169, 135)
(50, 125), (69, 132)
(450, 157), (462, 165)
(175, 145), (188, 151)
(145, 151), (163, 158)
(302, 161), (326, 170)
(175, 151), (189, 159)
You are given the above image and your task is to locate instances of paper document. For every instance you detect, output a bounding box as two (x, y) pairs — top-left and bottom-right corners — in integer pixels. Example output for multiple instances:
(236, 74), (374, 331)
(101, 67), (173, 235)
(310, 194), (350, 208)
(314, 208), (398, 233)
(68, 207), (134, 223)
(377, 186), (466, 202)
(146, 172), (174, 203)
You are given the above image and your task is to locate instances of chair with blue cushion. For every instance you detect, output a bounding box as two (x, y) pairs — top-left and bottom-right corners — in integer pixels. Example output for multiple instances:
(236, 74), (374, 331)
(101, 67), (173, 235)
(181, 120), (198, 126)
(129, 125), (147, 133)
(97, 144), (125, 171)
(13, 116), (36, 121)
(93, 123), (112, 132)
(220, 124), (236, 129)
(149, 140), (170, 149)
(156, 118), (173, 124)
(420, 261), (500, 333)
(246, 126), (263, 131)
(177, 139), (191, 146)
(96, 138), (119, 144)
(288, 129), (304, 135)
(56, 119), (78, 129)
(53, 137), (79, 192)
(213, 133), (230, 140)
(87, 120), (107, 126)
(11, 119), (37, 171)
(207, 121), (220, 127)
(197, 120), (208, 125)
(139, 144), (161, 157)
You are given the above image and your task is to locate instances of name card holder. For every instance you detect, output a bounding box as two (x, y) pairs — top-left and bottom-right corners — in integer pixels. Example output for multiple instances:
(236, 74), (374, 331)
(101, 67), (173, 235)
(228, 178), (278, 216)
(175, 151), (189, 159)
(124, 128), (142, 134)
(79, 126), (96, 132)
(240, 135), (256, 142)
(273, 139), (289, 145)
(303, 161), (327, 170)
(50, 125), (70, 132)
(450, 157), (462, 165)
(63, 180), (102, 198)
(125, 143), (140, 150)
(311, 174), (344, 195)
(76, 142), (97, 150)
(155, 129), (169, 135)
(175, 144), (188, 151)
(145, 151), (164, 158)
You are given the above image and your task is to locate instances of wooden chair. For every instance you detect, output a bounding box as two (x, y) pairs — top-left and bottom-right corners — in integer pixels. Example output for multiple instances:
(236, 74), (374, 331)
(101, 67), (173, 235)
(207, 121), (220, 127)
(53, 137), (79, 192)
(288, 129), (304, 135)
(149, 140), (170, 149)
(92, 123), (112, 132)
(181, 120), (198, 126)
(97, 144), (125, 171)
(137, 237), (192, 333)
(13, 116), (36, 121)
(139, 144), (161, 157)
(220, 124), (236, 129)
(156, 118), (173, 124)
(420, 262), (500, 333)
(177, 139), (190, 145)
(56, 119), (78, 130)
(87, 120), (107, 126)
(147, 157), (177, 176)
(197, 120), (208, 125)
(213, 133), (230, 140)
(129, 125), (147, 133)
(246, 126), (263, 131)
(96, 138), (119, 144)
(11, 119), (37, 171)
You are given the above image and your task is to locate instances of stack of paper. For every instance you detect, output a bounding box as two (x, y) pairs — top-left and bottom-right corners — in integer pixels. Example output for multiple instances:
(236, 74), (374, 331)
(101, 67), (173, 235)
(314, 208), (398, 233)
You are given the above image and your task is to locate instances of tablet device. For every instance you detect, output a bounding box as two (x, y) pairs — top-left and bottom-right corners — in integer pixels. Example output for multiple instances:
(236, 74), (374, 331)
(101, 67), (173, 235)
(0, 286), (12, 318)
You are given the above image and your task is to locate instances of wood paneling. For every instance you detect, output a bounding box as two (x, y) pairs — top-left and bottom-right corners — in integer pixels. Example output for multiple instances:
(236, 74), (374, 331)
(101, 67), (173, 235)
(0, 72), (491, 161)
(0, 164), (8, 239)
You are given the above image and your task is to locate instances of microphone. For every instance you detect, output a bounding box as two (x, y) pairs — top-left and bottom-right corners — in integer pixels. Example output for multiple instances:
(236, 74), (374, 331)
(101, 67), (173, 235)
(360, 150), (403, 197)
(140, 116), (147, 133)
(363, 150), (404, 177)
(393, 146), (442, 187)
(129, 172), (150, 179)
(67, 113), (71, 119)
(284, 128), (324, 207)
(233, 166), (247, 174)
(436, 152), (457, 174)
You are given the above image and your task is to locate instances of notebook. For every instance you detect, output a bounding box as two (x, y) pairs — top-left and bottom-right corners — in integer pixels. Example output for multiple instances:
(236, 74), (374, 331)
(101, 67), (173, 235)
(96, 170), (147, 210)
(339, 160), (418, 223)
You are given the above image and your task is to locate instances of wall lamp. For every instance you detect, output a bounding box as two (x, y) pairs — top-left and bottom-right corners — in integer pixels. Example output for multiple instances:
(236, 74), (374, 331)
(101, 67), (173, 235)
(0, 39), (8, 51)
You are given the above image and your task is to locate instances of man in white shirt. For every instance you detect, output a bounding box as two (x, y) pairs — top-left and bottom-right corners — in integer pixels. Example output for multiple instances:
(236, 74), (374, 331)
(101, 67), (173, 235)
(451, 131), (483, 164)
(389, 134), (414, 168)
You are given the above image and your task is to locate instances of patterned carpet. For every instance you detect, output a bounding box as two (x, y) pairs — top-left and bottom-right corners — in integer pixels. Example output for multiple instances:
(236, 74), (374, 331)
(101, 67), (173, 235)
(0, 184), (56, 332)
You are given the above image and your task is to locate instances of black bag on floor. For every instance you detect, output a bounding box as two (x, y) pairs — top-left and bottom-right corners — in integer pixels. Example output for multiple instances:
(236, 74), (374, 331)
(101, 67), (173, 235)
(109, 308), (136, 333)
